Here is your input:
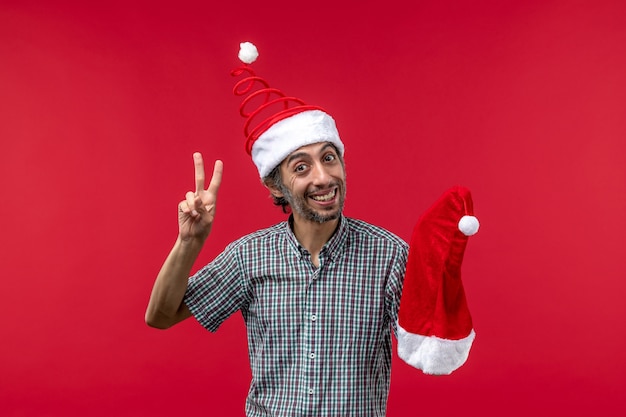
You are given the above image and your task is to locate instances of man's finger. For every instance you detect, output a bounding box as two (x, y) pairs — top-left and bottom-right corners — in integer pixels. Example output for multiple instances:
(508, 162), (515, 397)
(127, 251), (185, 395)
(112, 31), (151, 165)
(185, 191), (198, 216)
(207, 160), (224, 194)
(193, 152), (205, 195)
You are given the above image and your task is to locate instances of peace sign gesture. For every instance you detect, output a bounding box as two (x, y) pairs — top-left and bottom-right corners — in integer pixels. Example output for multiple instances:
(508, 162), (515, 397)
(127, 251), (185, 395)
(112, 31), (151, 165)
(178, 152), (223, 242)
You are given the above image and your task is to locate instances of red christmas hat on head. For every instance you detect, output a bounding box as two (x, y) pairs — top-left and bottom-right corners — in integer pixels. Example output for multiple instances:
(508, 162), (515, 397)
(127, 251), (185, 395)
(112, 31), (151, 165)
(231, 42), (345, 178)
(397, 185), (479, 375)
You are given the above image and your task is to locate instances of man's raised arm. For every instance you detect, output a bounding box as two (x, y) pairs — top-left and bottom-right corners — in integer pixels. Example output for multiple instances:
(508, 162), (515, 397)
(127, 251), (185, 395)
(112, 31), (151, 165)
(145, 153), (223, 329)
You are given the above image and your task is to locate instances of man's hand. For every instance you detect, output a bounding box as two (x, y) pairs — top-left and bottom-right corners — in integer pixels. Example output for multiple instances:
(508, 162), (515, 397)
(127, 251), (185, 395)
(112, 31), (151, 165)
(178, 152), (223, 242)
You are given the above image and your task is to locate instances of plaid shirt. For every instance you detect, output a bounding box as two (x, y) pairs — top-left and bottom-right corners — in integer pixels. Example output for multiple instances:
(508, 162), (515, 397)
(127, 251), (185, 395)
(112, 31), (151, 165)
(184, 216), (408, 417)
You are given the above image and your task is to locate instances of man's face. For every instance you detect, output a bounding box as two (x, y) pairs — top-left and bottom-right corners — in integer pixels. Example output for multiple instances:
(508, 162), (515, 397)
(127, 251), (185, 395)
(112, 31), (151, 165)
(274, 142), (346, 224)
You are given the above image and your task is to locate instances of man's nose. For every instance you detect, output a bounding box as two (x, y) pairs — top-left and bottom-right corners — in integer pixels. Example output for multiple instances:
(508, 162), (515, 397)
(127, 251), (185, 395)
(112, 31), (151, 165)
(311, 162), (331, 185)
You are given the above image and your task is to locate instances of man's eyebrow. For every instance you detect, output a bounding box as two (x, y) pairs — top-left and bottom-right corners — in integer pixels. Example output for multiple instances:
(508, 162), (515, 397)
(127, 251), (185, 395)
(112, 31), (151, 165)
(286, 143), (336, 165)
(319, 143), (335, 153)
(286, 151), (310, 165)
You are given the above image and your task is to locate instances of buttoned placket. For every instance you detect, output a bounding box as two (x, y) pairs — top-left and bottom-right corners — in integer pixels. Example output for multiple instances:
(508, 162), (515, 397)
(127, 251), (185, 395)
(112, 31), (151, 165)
(300, 249), (324, 415)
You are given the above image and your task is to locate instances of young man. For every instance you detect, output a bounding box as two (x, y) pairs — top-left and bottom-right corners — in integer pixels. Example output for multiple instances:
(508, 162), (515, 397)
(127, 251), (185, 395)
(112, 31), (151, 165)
(146, 42), (476, 417)
(145, 137), (409, 416)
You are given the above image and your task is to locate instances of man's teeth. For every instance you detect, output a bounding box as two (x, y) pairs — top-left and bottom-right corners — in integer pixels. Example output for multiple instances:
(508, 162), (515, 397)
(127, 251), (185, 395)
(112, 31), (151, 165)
(310, 189), (336, 201)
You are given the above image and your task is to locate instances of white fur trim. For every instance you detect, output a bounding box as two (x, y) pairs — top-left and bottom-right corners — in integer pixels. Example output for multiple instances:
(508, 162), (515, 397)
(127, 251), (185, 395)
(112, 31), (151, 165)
(252, 110), (344, 178)
(397, 324), (475, 375)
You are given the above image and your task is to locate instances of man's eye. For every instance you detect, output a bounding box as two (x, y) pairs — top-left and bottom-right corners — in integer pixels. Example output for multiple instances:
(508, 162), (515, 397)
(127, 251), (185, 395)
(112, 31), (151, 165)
(295, 164), (307, 172)
(324, 154), (336, 162)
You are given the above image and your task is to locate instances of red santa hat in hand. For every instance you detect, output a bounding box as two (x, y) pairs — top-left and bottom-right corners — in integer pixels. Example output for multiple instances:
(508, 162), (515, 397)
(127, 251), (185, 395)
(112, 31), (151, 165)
(397, 186), (479, 375)
(232, 42), (345, 178)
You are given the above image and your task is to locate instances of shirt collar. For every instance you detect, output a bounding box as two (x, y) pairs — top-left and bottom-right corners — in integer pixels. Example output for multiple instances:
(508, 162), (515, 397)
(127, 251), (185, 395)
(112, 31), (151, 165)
(284, 215), (348, 263)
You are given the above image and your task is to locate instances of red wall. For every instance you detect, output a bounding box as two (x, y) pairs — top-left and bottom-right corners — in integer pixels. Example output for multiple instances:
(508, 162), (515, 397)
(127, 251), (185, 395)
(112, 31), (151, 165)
(1, 1), (625, 416)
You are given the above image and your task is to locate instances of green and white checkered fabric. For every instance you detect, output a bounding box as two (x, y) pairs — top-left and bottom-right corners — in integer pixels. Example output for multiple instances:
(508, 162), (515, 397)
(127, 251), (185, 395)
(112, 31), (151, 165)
(185, 216), (408, 417)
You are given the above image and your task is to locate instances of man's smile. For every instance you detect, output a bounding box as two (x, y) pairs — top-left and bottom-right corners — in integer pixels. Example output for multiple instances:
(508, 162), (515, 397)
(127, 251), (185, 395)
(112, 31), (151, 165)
(309, 188), (337, 202)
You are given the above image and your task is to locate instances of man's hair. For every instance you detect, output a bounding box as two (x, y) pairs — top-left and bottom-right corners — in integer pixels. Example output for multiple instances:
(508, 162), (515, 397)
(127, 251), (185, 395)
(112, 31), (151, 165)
(264, 164), (291, 213)
(263, 142), (344, 214)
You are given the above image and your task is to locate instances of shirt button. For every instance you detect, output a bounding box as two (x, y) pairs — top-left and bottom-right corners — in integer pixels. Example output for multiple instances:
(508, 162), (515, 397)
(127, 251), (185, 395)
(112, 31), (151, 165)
(310, 314), (317, 321)
(310, 353), (316, 359)
(308, 389), (314, 395)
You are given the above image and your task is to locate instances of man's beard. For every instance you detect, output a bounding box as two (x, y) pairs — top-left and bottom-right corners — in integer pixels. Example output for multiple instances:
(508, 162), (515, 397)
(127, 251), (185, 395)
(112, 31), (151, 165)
(279, 182), (346, 224)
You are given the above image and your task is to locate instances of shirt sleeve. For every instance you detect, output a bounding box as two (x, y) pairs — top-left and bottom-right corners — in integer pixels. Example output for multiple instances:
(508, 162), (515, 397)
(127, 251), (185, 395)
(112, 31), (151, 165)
(386, 243), (408, 338)
(184, 243), (248, 332)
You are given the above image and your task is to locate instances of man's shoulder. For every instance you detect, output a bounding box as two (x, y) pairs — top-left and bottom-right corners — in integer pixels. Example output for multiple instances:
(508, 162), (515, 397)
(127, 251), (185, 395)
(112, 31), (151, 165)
(344, 217), (408, 249)
(228, 221), (288, 249)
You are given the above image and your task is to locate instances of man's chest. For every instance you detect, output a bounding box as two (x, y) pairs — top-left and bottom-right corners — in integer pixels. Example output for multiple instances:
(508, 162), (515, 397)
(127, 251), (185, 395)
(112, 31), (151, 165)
(244, 256), (391, 341)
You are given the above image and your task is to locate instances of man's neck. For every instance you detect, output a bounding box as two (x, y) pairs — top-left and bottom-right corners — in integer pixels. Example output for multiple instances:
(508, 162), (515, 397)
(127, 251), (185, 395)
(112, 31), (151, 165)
(291, 215), (340, 266)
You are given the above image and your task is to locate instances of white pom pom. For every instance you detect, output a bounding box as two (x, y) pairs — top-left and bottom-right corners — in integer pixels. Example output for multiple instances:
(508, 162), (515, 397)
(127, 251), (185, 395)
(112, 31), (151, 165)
(238, 42), (258, 64)
(458, 215), (480, 236)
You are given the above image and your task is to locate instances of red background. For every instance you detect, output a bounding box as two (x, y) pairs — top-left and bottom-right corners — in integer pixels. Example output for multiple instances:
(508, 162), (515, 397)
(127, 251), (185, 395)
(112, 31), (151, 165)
(1, 1), (625, 416)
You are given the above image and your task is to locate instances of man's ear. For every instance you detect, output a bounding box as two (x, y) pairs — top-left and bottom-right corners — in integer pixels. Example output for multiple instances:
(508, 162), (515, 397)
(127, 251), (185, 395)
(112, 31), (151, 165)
(263, 178), (284, 199)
